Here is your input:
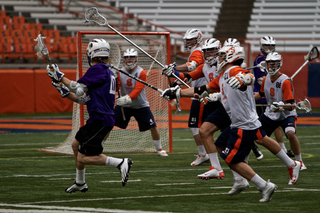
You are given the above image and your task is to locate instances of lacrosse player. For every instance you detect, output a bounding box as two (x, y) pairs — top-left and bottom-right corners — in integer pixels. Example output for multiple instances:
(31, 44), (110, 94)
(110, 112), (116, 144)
(164, 38), (226, 178)
(161, 45), (304, 202)
(115, 48), (168, 156)
(254, 52), (307, 170)
(47, 39), (133, 193)
(254, 36), (294, 158)
(164, 29), (210, 166)
(224, 38), (264, 161)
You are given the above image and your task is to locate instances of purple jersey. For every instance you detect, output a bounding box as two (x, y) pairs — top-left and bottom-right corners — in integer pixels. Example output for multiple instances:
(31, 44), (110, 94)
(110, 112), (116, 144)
(253, 54), (267, 104)
(78, 63), (116, 126)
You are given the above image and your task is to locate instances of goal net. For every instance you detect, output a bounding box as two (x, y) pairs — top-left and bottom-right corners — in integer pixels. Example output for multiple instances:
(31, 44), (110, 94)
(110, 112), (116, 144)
(40, 31), (172, 155)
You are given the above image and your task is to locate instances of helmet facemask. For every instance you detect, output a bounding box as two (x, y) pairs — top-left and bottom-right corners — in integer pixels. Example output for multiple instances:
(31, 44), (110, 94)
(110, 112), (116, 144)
(266, 52), (282, 76)
(124, 49), (138, 71)
(260, 36), (276, 56)
(203, 48), (219, 66)
(202, 38), (221, 66)
(183, 29), (203, 52)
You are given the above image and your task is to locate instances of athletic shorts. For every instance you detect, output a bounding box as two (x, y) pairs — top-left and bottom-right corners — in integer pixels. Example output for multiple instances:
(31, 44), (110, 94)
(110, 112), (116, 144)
(114, 106), (156, 131)
(203, 105), (231, 131)
(215, 126), (266, 164)
(259, 114), (297, 136)
(76, 119), (113, 156)
(188, 100), (221, 128)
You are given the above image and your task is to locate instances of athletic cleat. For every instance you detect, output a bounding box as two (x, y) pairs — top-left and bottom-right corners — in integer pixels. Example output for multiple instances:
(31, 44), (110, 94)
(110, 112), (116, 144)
(299, 161), (307, 170)
(65, 182), (88, 193)
(252, 145), (263, 161)
(117, 158), (133, 186)
(197, 166), (224, 180)
(190, 154), (209, 166)
(157, 149), (168, 157)
(259, 180), (277, 202)
(288, 161), (301, 185)
(286, 150), (295, 158)
(228, 179), (250, 195)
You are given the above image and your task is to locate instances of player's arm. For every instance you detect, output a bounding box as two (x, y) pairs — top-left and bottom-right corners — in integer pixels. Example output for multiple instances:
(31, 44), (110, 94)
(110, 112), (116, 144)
(51, 81), (86, 105)
(46, 64), (88, 97)
(175, 50), (203, 73)
(161, 76), (219, 100)
(281, 79), (295, 110)
(227, 68), (255, 90)
(254, 77), (266, 100)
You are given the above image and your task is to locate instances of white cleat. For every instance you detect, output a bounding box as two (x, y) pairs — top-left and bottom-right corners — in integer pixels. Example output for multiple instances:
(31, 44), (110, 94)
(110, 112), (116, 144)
(197, 166), (224, 180)
(259, 181), (277, 202)
(117, 158), (133, 186)
(65, 182), (88, 193)
(157, 149), (168, 157)
(299, 161), (307, 170)
(288, 161), (301, 185)
(228, 179), (250, 195)
(190, 154), (209, 166)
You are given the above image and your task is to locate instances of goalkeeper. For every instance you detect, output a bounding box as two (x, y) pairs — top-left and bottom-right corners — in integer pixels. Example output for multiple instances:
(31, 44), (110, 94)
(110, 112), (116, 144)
(115, 48), (168, 157)
(47, 38), (133, 193)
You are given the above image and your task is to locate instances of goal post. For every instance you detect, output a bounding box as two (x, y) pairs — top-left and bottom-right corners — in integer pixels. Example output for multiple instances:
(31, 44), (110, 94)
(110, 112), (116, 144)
(40, 31), (172, 155)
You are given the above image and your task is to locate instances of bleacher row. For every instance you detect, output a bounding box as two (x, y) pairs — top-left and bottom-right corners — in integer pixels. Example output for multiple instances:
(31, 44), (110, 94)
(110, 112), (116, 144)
(0, 10), (77, 64)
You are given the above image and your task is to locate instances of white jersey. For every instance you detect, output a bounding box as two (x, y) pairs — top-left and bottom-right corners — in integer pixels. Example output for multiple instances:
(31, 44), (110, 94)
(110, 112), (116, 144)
(119, 66), (149, 109)
(202, 63), (220, 83)
(263, 73), (297, 121)
(189, 47), (206, 88)
(219, 66), (261, 130)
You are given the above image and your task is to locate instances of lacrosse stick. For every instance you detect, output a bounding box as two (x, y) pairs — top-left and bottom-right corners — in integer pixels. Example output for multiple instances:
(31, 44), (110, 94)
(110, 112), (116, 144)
(108, 43), (125, 121)
(34, 34), (53, 70)
(246, 61), (267, 71)
(34, 34), (62, 86)
(257, 98), (312, 113)
(277, 98), (312, 113)
(147, 48), (160, 76)
(83, 7), (190, 88)
(291, 46), (319, 80)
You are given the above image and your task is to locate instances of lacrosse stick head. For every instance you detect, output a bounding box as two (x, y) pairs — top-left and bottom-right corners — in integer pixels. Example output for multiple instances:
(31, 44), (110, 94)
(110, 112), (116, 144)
(297, 98), (312, 113)
(34, 34), (49, 58)
(108, 43), (121, 76)
(84, 7), (107, 26)
(306, 46), (319, 62)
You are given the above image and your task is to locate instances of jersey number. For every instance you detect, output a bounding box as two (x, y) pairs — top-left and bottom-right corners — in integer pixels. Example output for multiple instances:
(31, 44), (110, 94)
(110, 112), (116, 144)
(110, 75), (116, 95)
(127, 79), (133, 87)
(270, 88), (275, 97)
(209, 73), (214, 82)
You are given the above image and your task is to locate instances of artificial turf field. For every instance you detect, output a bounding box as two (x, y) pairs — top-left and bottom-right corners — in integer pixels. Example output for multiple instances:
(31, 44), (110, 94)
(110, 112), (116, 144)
(0, 112), (319, 213)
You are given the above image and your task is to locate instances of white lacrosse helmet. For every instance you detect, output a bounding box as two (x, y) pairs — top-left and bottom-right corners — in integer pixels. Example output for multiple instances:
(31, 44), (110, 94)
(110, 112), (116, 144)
(217, 46), (245, 73)
(265, 52), (282, 76)
(260, 36), (276, 55)
(183, 29), (203, 52)
(202, 38), (221, 66)
(223, 38), (240, 47)
(86, 39), (110, 60)
(124, 48), (138, 70)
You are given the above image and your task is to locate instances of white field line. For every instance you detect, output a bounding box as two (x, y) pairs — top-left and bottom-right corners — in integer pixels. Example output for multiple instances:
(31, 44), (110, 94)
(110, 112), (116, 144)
(100, 179), (141, 183)
(0, 204), (169, 213)
(16, 188), (320, 206)
(1, 163), (320, 179)
(0, 143), (60, 146)
(155, 183), (195, 186)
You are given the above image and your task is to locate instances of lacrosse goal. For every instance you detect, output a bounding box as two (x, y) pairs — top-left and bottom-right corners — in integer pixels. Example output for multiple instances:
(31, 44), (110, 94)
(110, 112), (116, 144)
(40, 31), (172, 155)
